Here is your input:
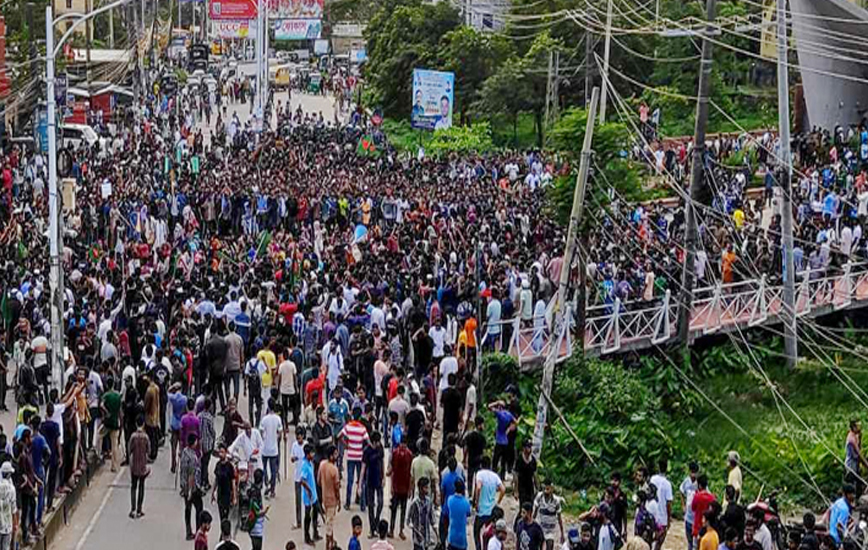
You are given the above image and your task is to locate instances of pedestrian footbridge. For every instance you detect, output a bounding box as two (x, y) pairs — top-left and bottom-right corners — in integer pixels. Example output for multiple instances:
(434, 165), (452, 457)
(484, 264), (868, 367)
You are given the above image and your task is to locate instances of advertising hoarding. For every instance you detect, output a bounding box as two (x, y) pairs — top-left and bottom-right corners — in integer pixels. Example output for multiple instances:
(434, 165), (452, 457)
(212, 19), (257, 38)
(314, 39), (329, 55)
(209, 0), (257, 20)
(268, 0), (322, 19)
(273, 19), (322, 40)
(411, 68), (454, 131)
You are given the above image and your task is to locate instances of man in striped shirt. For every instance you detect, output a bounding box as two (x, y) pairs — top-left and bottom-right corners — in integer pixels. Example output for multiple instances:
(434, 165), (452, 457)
(339, 407), (370, 510)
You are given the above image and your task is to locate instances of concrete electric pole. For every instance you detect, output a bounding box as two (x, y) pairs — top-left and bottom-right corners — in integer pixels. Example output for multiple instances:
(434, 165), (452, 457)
(777, 0), (797, 367)
(532, 87), (600, 460)
(598, 0), (612, 124)
(676, 0), (717, 354)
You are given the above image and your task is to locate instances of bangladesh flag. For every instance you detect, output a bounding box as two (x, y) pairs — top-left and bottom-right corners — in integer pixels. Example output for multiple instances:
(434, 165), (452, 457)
(357, 135), (380, 157)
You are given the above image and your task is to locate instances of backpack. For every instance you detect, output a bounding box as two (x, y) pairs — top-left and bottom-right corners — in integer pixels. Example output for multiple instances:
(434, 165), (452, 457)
(246, 365), (262, 397)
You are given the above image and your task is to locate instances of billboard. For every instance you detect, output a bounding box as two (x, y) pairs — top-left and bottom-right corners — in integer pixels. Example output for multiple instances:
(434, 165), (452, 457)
(212, 19), (257, 38)
(313, 39), (329, 55)
(268, 0), (322, 19)
(209, 0), (257, 20)
(411, 68), (454, 131)
(273, 19), (321, 40)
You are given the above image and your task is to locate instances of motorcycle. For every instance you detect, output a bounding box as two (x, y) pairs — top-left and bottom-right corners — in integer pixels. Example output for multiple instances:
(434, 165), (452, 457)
(748, 489), (787, 550)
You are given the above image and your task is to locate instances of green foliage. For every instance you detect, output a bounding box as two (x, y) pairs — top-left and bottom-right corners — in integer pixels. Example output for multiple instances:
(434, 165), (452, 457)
(486, 331), (868, 513)
(427, 122), (494, 156)
(437, 27), (513, 125)
(380, 118), (493, 156)
(473, 32), (562, 147)
(380, 118), (430, 153)
(545, 106), (643, 225)
(364, 0), (461, 118)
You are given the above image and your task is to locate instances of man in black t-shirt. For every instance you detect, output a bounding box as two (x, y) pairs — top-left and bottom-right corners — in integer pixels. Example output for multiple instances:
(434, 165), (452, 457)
(440, 373), (463, 439)
(515, 501), (544, 550)
(211, 444), (236, 524)
(512, 439), (537, 509)
(405, 393), (426, 454)
(461, 416), (486, 499)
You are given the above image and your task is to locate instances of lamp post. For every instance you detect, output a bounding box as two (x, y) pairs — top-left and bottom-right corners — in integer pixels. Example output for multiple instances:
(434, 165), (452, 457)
(45, 0), (131, 392)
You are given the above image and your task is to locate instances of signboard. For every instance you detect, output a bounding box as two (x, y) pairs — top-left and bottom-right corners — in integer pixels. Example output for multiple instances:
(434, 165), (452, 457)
(269, 0), (322, 19)
(351, 48), (367, 64)
(212, 19), (256, 38)
(411, 68), (454, 131)
(209, 0), (257, 20)
(314, 39), (329, 55)
(332, 22), (364, 37)
(35, 107), (48, 152)
(55, 73), (67, 107)
(273, 19), (321, 40)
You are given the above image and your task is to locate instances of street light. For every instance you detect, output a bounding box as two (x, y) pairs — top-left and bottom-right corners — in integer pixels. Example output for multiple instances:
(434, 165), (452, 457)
(45, 0), (131, 392)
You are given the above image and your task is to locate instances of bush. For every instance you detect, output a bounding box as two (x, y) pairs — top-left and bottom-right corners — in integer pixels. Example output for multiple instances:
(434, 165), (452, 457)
(427, 122), (494, 156)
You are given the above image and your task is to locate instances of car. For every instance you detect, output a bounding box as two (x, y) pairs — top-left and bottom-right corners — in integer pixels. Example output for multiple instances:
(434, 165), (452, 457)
(60, 123), (101, 150)
(203, 76), (218, 92)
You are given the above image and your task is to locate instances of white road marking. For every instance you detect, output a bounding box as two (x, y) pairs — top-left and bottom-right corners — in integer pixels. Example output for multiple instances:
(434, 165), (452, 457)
(74, 467), (126, 550)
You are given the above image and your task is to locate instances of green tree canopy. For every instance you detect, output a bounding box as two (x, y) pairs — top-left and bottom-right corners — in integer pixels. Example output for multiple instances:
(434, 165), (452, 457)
(363, 0), (461, 117)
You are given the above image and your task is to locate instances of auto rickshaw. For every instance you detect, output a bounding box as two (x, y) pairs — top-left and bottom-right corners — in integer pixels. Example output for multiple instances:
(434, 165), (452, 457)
(308, 73), (322, 94)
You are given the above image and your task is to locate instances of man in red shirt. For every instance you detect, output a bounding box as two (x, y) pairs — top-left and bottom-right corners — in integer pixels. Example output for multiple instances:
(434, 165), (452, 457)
(305, 366), (326, 406)
(387, 439), (413, 539)
(194, 510), (212, 550)
(691, 474), (717, 540)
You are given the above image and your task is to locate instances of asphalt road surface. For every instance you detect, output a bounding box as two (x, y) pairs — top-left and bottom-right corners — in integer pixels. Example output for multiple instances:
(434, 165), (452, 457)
(50, 390), (423, 550)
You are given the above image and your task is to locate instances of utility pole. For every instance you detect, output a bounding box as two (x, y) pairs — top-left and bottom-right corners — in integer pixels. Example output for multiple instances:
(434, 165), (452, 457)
(584, 31), (592, 106)
(777, 0), (797, 367)
(544, 50), (553, 140)
(676, 0), (717, 353)
(86, 0), (92, 88)
(598, 0), (613, 124)
(552, 50), (559, 123)
(110, 9), (115, 48)
(46, 3), (64, 397)
(532, 87), (599, 460)
(544, 50), (561, 145)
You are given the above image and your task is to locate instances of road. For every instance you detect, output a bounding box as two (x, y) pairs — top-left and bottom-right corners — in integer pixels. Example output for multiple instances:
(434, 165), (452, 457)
(198, 60), (342, 145)
(45, 87), (692, 550)
(50, 393), (420, 550)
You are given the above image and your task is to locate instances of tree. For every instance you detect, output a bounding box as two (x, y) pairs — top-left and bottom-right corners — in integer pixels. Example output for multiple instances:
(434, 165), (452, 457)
(474, 56), (532, 146)
(363, 0), (460, 118)
(437, 27), (512, 125)
(474, 32), (560, 147)
(547, 106), (642, 225)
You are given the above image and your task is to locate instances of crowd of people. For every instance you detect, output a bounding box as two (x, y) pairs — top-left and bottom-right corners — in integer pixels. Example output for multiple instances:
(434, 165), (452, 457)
(0, 45), (868, 550)
(0, 52), (572, 550)
(585, 120), (868, 309)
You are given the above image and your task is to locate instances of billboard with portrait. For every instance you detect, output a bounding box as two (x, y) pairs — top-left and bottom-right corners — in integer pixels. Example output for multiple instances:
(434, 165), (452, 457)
(268, 0), (323, 19)
(411, 68), (454, 131)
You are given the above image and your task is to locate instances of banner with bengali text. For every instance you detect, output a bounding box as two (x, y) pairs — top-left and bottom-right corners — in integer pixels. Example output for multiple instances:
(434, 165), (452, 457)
(272, 19), (322, 40)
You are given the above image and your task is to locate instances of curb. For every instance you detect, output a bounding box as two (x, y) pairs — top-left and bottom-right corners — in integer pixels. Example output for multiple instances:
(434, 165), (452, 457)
(27, 451), (102, 550)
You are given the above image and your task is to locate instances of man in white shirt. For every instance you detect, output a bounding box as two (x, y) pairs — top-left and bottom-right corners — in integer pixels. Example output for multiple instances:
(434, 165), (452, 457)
(259, 401), (283, 499)
(439, 354), (459, 392)
(0, 462), (16, 550)
(228, 423), (264, 472)
(649, 459), (673, 545)
(485, 292), (502, 352)
(277, 353), (298, 426)
(428, 321), (446, 360)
